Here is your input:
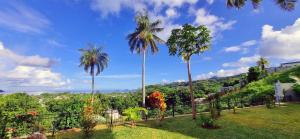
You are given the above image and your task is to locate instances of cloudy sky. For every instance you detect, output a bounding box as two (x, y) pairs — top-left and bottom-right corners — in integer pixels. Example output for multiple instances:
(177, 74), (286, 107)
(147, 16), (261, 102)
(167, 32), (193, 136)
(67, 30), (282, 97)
(0, 0), (300, 92)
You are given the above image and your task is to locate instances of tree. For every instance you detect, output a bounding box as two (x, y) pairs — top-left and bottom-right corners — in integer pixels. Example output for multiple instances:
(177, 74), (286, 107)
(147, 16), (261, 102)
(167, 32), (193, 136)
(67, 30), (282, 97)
(227, 0), (297, 11)
(79, 45), (109, 105)
(247, 66), (261, 83)
(257, 57), (269, 71)
(167, 24), (211, 119)
(127, 12), (164, 107)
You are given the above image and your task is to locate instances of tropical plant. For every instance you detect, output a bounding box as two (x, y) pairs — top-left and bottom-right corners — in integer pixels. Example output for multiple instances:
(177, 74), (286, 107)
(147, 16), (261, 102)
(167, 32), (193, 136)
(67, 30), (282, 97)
(123, 107), (148, 127)
(127, 12), (164, 107)
(147, 91), (167, 121)
(81, 106), (97, 137)
(257, 57), (269, 71)
(167, 24), (211, 119)
(247, 66), (261, 83)
(79, 44), (109, 105)
(226, 0), (297, 11)
(198, 114), (219, 129)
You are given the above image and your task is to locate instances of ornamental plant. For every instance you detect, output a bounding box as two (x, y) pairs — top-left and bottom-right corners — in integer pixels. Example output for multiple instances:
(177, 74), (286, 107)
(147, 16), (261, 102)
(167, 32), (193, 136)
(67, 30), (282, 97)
(123, 107), (148, 127)
(148, 91), (166, 121)
(80, 106), (97, 137)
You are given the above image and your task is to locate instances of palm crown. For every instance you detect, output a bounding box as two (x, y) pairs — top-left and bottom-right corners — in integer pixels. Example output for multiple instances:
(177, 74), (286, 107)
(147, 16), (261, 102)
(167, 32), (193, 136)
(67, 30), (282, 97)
(127, 12), (165, 54)
(79, 44), (109, 76)
(257, 57), (269, 70)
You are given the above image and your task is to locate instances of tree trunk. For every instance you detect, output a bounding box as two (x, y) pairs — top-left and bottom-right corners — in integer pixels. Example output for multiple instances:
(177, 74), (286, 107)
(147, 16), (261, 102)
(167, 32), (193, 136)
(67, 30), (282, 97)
(142, 49), (146, 108)
(91, 67), (95, 106)
(187, 59), (196, 119)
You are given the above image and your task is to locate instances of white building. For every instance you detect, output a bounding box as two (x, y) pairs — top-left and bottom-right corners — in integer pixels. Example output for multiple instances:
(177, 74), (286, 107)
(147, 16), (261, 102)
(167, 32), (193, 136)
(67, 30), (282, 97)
(280, 61), (300, 68)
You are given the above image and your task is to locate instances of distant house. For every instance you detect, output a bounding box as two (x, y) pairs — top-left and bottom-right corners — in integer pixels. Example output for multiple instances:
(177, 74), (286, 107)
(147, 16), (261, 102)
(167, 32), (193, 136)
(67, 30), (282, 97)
(266, 61), (300, 74)
(280, 61), (300, 68)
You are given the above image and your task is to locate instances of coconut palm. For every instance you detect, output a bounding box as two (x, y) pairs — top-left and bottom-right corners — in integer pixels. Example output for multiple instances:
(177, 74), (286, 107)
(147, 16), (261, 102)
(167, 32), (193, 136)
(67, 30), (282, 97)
(127, 12), (164, 107)
(257, 57), (269, 71)
(227, 0), (297, 11)
(79, 44), (109, 105)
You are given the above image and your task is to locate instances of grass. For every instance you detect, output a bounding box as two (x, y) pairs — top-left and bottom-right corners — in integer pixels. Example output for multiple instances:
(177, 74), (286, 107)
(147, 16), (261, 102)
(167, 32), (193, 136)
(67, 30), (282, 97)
(49, 103), (300, 139)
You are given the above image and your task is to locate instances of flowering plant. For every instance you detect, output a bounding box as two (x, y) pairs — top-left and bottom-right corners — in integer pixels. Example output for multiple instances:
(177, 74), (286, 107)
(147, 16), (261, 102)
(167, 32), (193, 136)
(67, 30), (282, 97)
(148, 91), (166, 121)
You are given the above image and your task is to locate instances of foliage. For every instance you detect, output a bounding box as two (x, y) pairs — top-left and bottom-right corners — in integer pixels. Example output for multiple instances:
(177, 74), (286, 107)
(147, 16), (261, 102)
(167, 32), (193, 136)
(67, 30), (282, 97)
(247, 66), (261, 83)
(292, 84), (300, 94)
(198, 114), (219, 129)
(49, 103), (300, 139)
(123, 107), (148, 127)
(148, 91), (166, 121)
(79, 44), (109, 104)
(0, 93), (44, 138)
(127, 11), (165, 107)
(167, 24), (211, 119)
(80, 106), (97, 137)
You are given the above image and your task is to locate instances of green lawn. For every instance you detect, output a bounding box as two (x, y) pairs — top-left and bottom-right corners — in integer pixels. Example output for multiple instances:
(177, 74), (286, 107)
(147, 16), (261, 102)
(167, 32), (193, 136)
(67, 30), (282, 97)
(49, 103), (300, 139)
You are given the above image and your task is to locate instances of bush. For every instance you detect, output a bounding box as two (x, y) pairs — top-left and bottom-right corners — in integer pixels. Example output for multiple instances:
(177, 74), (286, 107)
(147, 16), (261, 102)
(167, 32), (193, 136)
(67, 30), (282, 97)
(80, 106), (97, 137)
(198, 115), (219, 129)
(123, 107), (147, 127)
(293, 84), (300, 94)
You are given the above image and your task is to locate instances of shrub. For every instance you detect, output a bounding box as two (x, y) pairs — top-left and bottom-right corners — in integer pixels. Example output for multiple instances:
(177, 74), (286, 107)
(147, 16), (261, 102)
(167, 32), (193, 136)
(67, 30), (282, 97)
(292, 84), (300, 94)
(147, 91), (166, 121)
(80, 106), (97, 137)
(198, 115), (219, 129)
(123, 107), (147, 127)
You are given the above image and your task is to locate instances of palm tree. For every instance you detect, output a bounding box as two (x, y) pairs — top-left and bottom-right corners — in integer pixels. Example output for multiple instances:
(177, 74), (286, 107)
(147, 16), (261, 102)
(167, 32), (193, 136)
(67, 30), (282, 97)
(79, 44), (109, 105)
(127, 12), (164, 108)
(227, 0), (297, 11)
(257, 57), (269, 71)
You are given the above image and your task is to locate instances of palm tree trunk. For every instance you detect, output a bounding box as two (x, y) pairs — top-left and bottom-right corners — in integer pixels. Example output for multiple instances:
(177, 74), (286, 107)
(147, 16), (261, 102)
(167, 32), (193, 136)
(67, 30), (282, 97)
(91, 68), (95, 106)
(142, 49), (146, 108)
(187, 59), (196, 119)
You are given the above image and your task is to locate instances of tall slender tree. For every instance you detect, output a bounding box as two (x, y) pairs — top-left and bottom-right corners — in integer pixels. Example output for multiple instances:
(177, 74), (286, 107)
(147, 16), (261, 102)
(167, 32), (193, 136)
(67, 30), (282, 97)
(227, 0), (297, 11)
(79, 44), (109, 105)
(167, 24), (211, 119)
(127, 12), (164, 107)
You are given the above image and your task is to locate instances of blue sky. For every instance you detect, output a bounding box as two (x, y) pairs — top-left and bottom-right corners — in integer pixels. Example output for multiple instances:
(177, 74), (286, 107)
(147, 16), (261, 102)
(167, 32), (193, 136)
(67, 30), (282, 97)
(0, 0), (300, 92)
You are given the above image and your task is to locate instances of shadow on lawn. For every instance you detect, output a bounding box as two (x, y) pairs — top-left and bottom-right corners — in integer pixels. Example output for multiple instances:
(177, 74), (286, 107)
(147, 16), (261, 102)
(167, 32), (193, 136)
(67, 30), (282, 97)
(48, 128), (116, 139)
(137, 116), (208, 138)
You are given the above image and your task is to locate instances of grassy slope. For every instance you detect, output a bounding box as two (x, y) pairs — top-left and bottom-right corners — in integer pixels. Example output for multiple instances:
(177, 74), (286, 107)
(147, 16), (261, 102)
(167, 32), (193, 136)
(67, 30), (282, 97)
(49, 103), (300, 139)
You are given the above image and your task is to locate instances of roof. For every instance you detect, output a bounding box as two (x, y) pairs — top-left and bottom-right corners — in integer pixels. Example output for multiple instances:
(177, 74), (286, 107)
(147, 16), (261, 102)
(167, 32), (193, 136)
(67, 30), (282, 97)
(281, 61), (300, 65)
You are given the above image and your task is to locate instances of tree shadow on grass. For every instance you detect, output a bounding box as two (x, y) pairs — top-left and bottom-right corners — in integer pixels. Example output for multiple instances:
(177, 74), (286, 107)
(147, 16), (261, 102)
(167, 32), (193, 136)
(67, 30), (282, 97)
(48, 128), (115, 139)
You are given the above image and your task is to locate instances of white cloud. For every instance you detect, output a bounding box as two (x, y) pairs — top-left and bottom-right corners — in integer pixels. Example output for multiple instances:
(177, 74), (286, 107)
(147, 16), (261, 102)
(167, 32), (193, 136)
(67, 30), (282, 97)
(206, 0), (214, 5)
(176, 79), (185, 82)
(193, 8), (236, 36)
(90, 0), (196, 17)
(196, 67), (249, 80)
(222, 55), (260, 67)
(165, 8), (178, 18)
(90, 0), (196, 41)
(0, 42), (68, 89)
(224, 40), (257, 53)
(0, 1), (50, 33)
(0, 42), (53, 67)
(225, 46), (241, 52)
(259, 18), (300, 60)
(99, 74), (141, 79)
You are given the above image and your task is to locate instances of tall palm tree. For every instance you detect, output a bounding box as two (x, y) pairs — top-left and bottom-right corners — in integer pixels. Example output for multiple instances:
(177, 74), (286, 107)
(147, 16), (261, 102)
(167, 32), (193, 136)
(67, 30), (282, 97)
(227, 0), (297, 11)
(79, 44), (109, 105)
(257, 57), (269, 71)
(127, 12), (164, 107)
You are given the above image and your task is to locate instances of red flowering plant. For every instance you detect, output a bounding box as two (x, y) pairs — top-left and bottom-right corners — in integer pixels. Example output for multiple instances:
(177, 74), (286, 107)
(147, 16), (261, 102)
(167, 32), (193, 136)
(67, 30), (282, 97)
(147, 91), (167, 121)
